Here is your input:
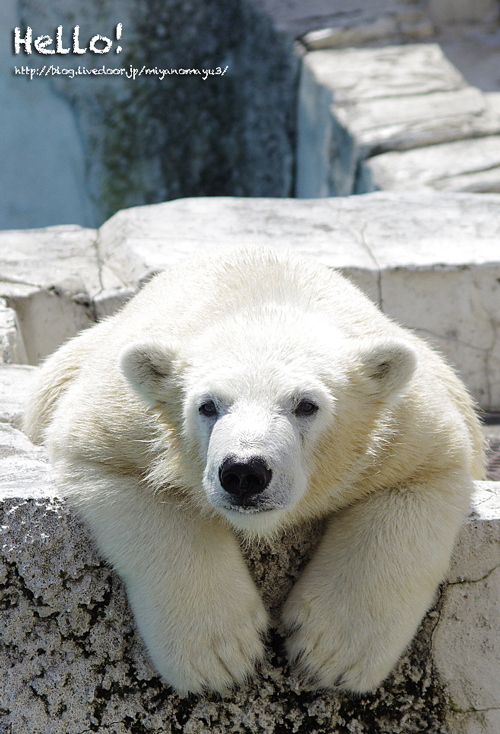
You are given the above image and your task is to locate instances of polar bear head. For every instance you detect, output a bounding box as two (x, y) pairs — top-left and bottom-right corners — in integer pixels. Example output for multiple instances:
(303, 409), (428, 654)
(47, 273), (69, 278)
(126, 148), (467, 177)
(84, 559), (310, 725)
(119, 305), (417, 536)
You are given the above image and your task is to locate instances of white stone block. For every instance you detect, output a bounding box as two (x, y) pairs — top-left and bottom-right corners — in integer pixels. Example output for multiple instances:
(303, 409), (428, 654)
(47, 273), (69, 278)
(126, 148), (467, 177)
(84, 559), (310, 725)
(0, 225), (126, 363)
(340, 84), (500, 153)
(0, 423), (53, 499)
(300, 45), (466, 103)
(361, 135), (500, 193)
(296, 43), (466, 198)
(0, 364), (35, 428)
(97, 196), (382, 301)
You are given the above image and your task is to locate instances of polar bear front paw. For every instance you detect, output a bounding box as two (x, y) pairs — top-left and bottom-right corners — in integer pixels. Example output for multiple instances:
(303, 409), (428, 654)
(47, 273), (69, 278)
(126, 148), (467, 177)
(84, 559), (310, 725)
(282, 586), (402, 694)
(139, 582), (270, 696)
(170, 611), (268, 695)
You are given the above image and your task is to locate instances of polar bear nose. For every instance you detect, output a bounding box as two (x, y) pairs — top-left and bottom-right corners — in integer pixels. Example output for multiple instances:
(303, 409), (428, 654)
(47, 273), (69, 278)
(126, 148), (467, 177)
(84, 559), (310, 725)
(219, 457), (272, 499)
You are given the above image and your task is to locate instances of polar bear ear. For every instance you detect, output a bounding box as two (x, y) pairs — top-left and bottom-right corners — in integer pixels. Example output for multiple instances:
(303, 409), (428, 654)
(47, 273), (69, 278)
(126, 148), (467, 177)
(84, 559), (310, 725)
(354, 339), (417, 400)
(119, 341), (177, 407)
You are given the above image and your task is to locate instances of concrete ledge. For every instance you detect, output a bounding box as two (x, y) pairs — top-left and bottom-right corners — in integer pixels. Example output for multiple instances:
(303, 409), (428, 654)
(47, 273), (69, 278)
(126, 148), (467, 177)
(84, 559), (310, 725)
(0, 362), (499, 733)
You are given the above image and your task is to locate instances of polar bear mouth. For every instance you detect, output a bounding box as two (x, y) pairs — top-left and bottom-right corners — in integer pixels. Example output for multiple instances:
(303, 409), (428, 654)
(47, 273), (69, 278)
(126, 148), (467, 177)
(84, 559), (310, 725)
(220, 502), (288, 533)
(226, 503), (273, 514)
(230, 506), (266, 514)
(220, 496), (279, 513)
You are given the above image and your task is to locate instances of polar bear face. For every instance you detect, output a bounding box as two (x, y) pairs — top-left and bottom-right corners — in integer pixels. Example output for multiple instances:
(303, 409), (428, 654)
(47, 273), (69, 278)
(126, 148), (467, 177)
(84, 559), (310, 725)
(119, 306), (417, 535)
(183, 365), (335, 534)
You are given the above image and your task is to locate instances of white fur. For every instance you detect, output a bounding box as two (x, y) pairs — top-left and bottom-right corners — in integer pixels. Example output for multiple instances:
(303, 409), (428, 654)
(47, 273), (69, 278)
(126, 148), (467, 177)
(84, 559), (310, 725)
(24, 246), (484, 695)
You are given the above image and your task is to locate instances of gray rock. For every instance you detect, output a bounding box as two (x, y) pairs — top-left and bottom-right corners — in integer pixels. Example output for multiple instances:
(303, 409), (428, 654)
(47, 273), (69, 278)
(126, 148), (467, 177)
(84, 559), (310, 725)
(434, 483), (500, 734)
(300, 44), (467, 103)
(0, 224), (122, 362)
(0, 423), (53, 498)
(0, 364), (35, 427)
(335, 86), (500, 156)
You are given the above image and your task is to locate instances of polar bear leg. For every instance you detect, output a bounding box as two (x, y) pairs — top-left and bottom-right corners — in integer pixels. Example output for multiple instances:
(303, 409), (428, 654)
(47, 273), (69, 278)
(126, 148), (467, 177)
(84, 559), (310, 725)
(60, 462), (269, 694)
(283, 471), (472, 692)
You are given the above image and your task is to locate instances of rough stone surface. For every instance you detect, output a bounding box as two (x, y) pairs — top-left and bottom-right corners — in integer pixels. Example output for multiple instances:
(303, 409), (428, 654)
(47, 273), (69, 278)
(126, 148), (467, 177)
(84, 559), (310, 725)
(300, 44), (468, 103)
(97, 195), (381, 297)
(0, 364), (34, 428)
(0, 488), (452, 734)
(296, 43), (500, 198)
(434, 483), (500, 734)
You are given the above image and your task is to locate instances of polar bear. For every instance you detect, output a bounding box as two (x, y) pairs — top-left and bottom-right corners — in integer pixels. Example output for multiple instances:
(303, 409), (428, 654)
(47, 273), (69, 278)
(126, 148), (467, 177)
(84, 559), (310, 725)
(24, 246), (484, 695)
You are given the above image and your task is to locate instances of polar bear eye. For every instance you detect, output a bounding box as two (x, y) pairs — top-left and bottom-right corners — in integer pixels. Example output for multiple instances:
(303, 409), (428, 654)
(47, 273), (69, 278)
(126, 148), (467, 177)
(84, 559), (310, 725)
(294, 399), (319, 418)
(199, 400), (218, 418)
